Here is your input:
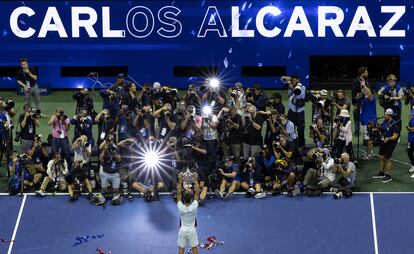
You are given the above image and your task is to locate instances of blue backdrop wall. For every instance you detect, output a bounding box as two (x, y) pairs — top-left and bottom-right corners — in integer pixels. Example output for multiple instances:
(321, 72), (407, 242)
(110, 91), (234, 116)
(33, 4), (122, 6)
(0, 0), (412, 89)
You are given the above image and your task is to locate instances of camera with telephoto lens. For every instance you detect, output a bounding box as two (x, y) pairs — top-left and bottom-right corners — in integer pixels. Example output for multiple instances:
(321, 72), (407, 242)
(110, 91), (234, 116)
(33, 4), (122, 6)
(379, 91), (393, 108)
(182, 137), (193, 148)
(17, 153), (29, 163)
(30, 109), (41, 119)
(81, 140), (90, 148)
(333, 158), (342, 165)
(309, 124), (317, 130)
(4, 99), (15, 112)
(244, 112), (252, 123)
(58, 111), (68, 120)
(367, 121), (383, 144)
(108, 144), (119, 155)
(312, 151), (323, 162)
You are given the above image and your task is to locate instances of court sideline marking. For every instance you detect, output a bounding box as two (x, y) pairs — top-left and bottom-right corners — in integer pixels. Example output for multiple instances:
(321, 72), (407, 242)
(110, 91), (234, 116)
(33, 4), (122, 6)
(370, 193), (379, 254)
(7, 194), (27, 254)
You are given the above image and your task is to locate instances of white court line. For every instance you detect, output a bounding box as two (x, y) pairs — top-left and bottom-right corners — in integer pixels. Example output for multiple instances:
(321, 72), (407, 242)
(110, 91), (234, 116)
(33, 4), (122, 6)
(7, 194), (27, 254)
(370, 193), (379, 254)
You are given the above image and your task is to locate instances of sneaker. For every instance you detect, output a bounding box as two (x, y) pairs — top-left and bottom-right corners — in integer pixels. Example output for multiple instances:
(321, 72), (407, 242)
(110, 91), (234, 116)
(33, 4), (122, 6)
(372, 171), (385, 179)
(87, 192), (94, 200)
(35, 189), (46, 197)
(409, 166), (414, 173)
(382, 174), (393, 183)
(224, 192), (234, 200)
(214, 189), (224, 199)
(362, 153), (374, 161)
(254, 192), (267, 199)
(411, 172), (414, 179)
(69, 196), (78, 202)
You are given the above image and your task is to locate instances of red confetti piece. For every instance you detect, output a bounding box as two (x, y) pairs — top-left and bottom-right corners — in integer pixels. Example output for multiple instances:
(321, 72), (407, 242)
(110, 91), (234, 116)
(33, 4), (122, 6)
(96, 248), (112, 254)
(0, 238), (15, 243)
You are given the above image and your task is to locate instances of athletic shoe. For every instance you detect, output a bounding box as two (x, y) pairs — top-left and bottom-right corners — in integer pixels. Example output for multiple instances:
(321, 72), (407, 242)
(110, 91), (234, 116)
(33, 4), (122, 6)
(409, 166), (414, 173)
(224, 192), (234, 200)
(362, 153), (374, 161)
(382, 174), (393, 183)
(87, 192), (94, 200)
(372, 171), (385, 179)
(410, 173), (414, 179)
(254, 192), (267, 199)
(69, 196), (78, 202)
(214, 189), (224, 199)
(35, 189), (46, 197)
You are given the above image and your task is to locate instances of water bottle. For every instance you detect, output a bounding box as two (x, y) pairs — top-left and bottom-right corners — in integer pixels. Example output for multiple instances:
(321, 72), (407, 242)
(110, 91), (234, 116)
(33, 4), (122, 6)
(89, 169), (96, 189)
(249, 171), (254, 188)
(146, 178), (152, 189)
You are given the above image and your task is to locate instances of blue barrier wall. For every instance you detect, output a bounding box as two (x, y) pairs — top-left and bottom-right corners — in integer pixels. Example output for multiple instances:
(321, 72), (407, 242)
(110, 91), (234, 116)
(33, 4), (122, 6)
(0, 0), (411, 89)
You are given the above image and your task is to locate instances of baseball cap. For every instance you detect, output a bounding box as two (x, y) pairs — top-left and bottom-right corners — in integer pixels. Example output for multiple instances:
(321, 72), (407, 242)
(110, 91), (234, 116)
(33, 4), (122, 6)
(385, 108), (394, 116)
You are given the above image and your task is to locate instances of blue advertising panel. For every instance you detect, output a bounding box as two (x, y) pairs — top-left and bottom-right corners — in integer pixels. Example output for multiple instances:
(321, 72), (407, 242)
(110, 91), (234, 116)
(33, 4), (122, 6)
(0, 0), (411, 89)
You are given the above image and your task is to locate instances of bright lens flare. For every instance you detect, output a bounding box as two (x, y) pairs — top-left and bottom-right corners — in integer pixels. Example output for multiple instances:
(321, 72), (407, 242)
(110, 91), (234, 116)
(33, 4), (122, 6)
(202, 105), (212, 116)
(144, 150), (160, 170)
(209, 78), (220, 89)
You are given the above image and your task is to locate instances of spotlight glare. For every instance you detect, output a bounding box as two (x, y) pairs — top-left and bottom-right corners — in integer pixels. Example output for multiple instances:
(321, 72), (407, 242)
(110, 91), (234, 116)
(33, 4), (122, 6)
(202, 105), (212, 116)
(144, 150), (160, 170)
(209, 78), (220, 89)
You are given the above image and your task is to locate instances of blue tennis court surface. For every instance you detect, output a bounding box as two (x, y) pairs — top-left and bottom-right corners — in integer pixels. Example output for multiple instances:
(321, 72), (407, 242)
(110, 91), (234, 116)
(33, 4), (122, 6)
(0, 193), (412, 254)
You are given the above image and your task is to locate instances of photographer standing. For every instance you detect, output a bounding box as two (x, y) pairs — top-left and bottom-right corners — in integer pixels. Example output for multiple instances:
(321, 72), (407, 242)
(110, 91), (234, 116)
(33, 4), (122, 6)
(306, 118), (329, 160)
(183, 84), (202, 108)
(18, 103), (39, 153)
(359, 82), (377, 160)
(332, 110), (353, 159)
(242, 105), (264, 159)
(279, 114), (298, 145)
(406, 109), (414, 177)
(122, 82), (140, 111)
(48, 108), (71, 170)
(218, 107), (242, 163)
(16, 58), (42, 113)
(116, 104), (136, 142)
(95, 109), (116, 148)
(73, 89), (95, 117)
(70, 136), (93, 201)
(201, 107), (219, 172)
(180, 105), (202, 139)
(152, 103), (177, 140)
(404, 84), (414, 108)
(36, 153), (69, 196)
(378, 74), (403, 131)
(284, 75), (306, 149)
(70, 109), (94, 147)
(99, 139), (122, 193)
(332, 90), (351, 117)
(372, 109), (400, 183)
(352, 67), (369, 134)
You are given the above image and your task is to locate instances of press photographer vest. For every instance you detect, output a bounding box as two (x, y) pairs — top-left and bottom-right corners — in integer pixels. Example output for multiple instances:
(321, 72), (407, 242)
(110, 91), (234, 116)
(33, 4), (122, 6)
(384, 85), (402, 109)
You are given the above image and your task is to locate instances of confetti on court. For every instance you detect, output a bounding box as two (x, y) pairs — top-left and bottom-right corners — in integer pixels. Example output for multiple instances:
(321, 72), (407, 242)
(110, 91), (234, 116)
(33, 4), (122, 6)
(72, 234), (104, 247)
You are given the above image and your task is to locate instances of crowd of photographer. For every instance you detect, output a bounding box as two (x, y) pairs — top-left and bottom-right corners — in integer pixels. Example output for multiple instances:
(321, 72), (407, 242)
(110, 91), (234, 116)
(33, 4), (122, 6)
(0, 65), (412, 203)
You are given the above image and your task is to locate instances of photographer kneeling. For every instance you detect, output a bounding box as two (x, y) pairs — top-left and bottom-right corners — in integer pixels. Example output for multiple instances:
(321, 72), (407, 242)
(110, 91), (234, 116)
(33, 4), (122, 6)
(304, 148), (336, 194)
(240, 157), (265, 199)
(36, 153), (69, 196)
(331, 153), (356, 197)
(214, 156), (240, 200)
(66, 160), (93, 202)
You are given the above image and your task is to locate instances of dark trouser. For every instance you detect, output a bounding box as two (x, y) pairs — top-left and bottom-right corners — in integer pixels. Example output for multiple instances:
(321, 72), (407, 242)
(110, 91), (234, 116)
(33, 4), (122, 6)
(407, 142), (414, 166)
(203, 139), (218, 175)
(52, 137), (72, 170)
(288, 109), (305, 147)
(353, 108), (360, 133)
(334, 139), (353, 161)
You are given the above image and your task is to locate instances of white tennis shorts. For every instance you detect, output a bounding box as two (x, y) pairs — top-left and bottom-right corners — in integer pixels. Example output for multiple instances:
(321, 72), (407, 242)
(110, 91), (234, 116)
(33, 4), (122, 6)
(178, 227), (198, 248)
